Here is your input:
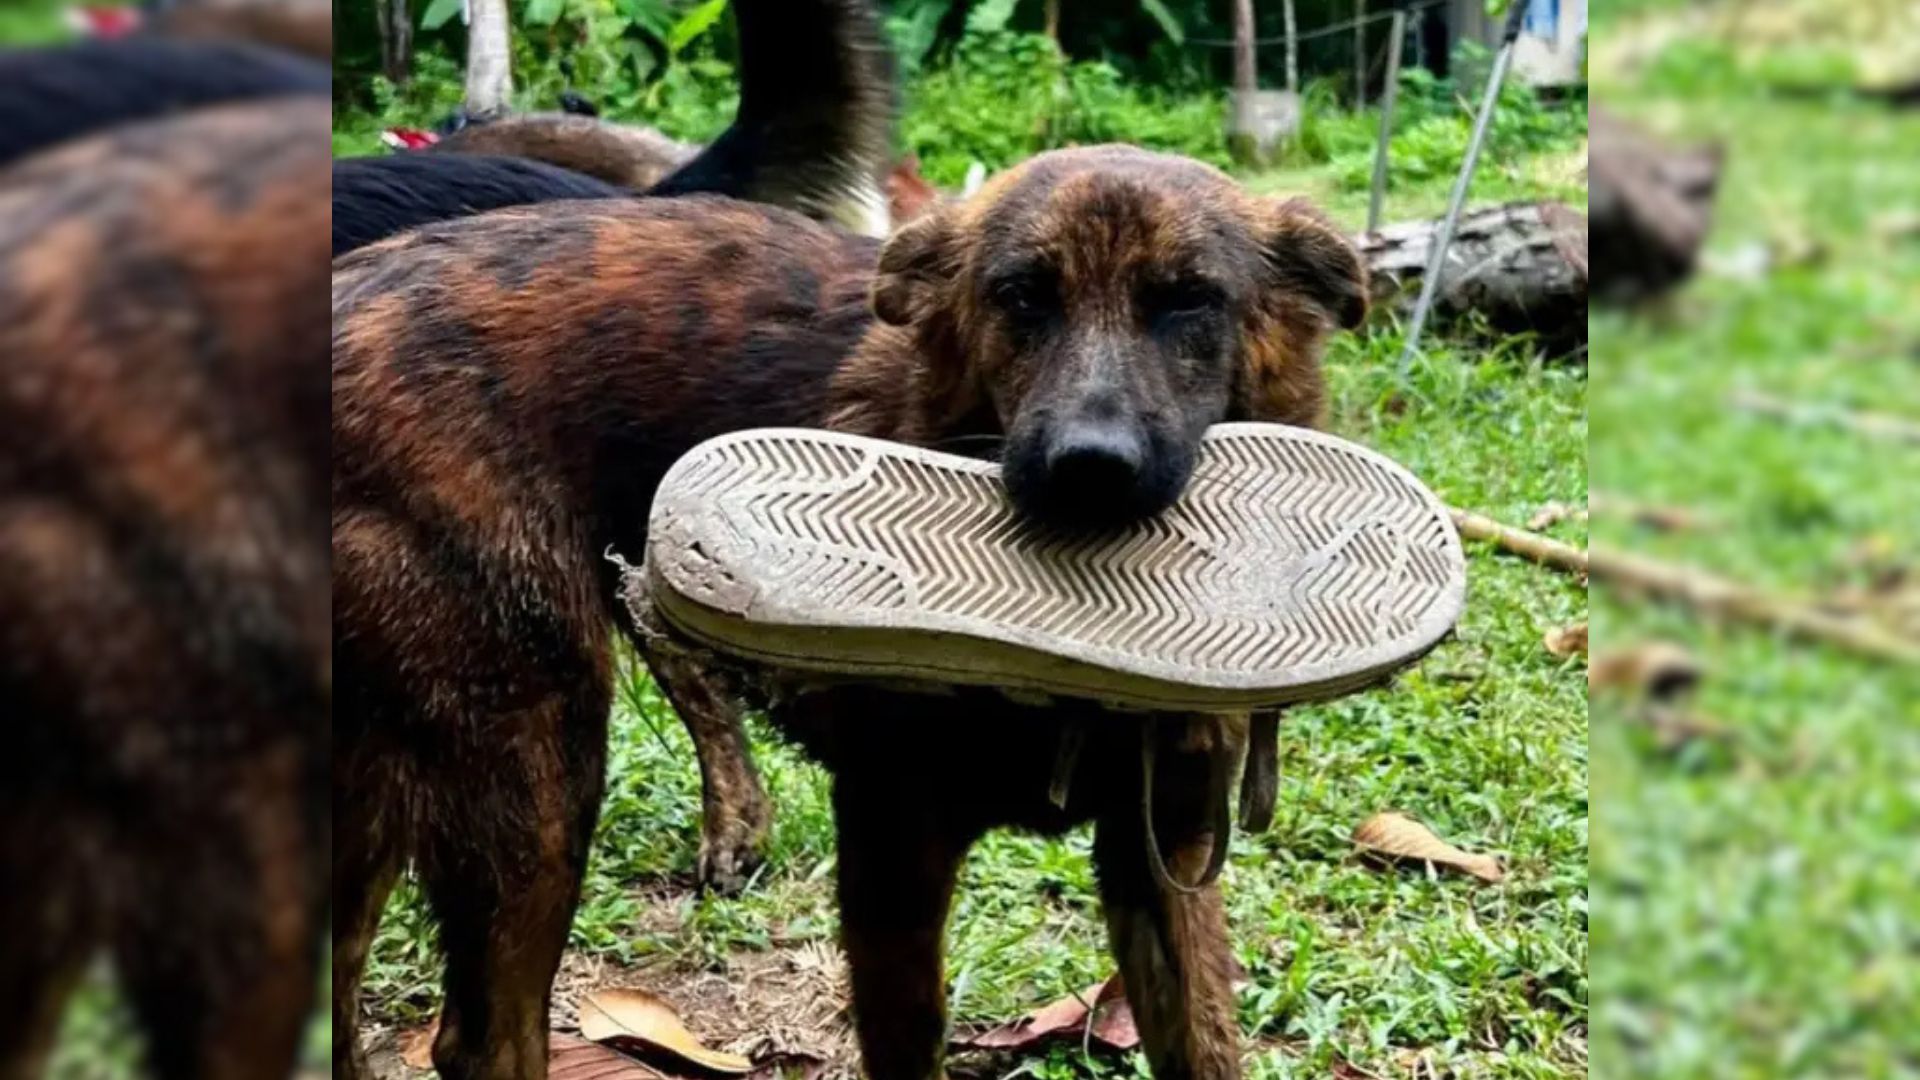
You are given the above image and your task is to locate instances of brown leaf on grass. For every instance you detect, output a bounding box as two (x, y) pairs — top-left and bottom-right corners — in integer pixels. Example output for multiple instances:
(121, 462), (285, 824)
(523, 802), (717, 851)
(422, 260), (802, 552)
(398, 1017), (439, 1071)
(1086, 977), (1139, 1049)
(1543, 622), (1588, 657)
(579, 988), (753, 1074)
(549, 1032), (670, 1080)
(1589, 641), (1702, 701)
(956, 977), (1138, 1052)
(1352, 812), (1504, 883)
(957, 983), (1099, 1049)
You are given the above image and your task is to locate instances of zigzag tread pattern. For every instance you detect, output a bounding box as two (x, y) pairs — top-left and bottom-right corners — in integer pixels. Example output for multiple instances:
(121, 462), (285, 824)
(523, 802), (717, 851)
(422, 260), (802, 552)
(651, 426), (1463, 679)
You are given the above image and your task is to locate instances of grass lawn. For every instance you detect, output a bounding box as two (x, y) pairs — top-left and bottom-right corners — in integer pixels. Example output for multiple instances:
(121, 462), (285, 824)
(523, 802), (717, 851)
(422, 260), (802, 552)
(1588, 3), (1920, 1078)
(348, 102), (1590, 1078)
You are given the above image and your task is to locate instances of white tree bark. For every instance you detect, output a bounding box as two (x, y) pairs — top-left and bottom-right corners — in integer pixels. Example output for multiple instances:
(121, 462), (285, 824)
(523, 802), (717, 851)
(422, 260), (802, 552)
(465, 0), (514, 118)
(1282, 0), (1298, 92)
(1228, 0), (1259, 164)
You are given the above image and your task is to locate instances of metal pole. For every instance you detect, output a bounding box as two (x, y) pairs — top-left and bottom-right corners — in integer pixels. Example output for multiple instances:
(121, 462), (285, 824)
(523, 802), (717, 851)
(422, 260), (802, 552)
(1366, 8), (1405, 233)
(1395, 0), (1530, 376)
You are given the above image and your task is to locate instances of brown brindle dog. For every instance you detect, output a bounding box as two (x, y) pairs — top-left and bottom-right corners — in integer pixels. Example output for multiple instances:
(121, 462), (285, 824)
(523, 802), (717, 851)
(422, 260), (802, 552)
(0, 97), (330, 1079)
(332, 144), (1366, 1080)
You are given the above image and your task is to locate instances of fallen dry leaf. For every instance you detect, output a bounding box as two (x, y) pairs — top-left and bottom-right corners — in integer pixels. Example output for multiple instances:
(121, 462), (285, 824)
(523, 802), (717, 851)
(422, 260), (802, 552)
(1543, 622), (1588, 658)
(956, 976), (1138, 1052)
(958, 982), (1100, 1050)
(550, 1032), (669, 1080)
(1352, 812), (1504, 883)
(398, 1018), (439, 1071)
(579, 988), (753, 1074)
(1589, 641), (1702, 701)
(1087, 978), (1139, 1049)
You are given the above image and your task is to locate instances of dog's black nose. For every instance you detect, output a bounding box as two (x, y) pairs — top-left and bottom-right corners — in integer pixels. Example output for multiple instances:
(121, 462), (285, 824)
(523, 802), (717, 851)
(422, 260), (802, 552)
(1047, 423), (1144, 492)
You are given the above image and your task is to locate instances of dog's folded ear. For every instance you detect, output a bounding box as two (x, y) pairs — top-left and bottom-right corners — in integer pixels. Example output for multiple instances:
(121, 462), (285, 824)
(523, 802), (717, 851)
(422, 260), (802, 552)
(871, 208), (959, 327)
(1258, 198), (1369, 331)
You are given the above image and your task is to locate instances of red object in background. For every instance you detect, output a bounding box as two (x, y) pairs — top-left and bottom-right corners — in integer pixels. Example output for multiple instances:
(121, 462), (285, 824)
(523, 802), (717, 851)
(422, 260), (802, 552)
(65, 5), (146, 38)
(886, 155), (940, 225)
(381, 128), (441, 151)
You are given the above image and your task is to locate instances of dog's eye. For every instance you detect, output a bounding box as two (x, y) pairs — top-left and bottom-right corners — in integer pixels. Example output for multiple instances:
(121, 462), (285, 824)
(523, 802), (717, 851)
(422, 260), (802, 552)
(1142, 279), (1225, 320)
(990, 275), (1055, 320)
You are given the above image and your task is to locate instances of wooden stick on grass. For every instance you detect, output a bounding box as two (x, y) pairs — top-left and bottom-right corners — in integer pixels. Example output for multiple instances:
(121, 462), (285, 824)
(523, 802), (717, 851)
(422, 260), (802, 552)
(1448, 505), (1920, 665)
(1589, 545), (1920, 666)
(1731, 391), (1920, 446)
(1449, 507), (1589, 575)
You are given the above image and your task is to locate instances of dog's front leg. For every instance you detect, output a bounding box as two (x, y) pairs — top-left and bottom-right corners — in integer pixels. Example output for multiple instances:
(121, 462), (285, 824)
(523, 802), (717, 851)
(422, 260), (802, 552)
(633, 640), (772, 894)
(1093, 717), (1244, 1080)
(833, 765), (976, 1080)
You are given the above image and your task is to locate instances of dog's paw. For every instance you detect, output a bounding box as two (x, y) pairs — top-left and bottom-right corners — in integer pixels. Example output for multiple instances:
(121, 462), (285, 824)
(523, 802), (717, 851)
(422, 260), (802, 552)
(696, 807), (772, 895)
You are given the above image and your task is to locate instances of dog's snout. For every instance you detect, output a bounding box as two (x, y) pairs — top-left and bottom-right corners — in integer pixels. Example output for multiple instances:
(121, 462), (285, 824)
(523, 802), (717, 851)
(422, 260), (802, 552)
(1045, 423), (1145, 494)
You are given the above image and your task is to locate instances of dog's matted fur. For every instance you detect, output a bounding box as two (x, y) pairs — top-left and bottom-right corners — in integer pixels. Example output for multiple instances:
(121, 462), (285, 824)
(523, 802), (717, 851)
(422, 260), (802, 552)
(0, 97), (330, 1080)
(332, 145), (1366, 1080)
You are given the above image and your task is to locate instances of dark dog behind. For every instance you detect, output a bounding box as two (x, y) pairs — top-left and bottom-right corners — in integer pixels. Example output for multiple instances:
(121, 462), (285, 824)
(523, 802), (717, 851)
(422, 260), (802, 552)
(0, 97), (331, 1079)
(331, 152), (628, 256)
(330, 0), (897, 255)
(424, 112), (697, 191)
(0, 37), (329, 169)
(332, 146), (1366, 1080)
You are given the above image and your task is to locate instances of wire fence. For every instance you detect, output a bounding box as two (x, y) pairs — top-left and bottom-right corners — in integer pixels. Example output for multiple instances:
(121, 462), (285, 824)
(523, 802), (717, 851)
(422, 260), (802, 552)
(1183, 0), (1450, 49)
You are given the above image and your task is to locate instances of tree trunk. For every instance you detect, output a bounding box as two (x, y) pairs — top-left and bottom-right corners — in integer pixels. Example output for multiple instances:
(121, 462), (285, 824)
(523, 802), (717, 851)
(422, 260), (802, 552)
(1589, 106), (1724, 305)
(1228, 0), (1260, 165)
(1044, 0), (1061, 46)
(465, 0), (514, 118)
(1352, 0), (1366, 105)
(1357, 200), (1589, 357)
(1282, 0), (1298, 92)
(377, 0), (413, 84)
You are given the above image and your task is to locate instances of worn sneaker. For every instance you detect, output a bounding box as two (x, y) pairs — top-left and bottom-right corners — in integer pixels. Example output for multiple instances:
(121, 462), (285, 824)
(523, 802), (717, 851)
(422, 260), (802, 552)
(640, 423), (1465, 711)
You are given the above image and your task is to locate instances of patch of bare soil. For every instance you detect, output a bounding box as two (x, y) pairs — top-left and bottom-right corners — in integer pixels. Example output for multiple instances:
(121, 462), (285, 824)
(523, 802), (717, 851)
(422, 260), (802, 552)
(363, 891), (857, 1079)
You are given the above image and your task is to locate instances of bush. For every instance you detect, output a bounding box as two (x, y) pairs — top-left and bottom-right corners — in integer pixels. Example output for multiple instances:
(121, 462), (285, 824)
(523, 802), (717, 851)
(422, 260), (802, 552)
(902, 31), (1230, 187)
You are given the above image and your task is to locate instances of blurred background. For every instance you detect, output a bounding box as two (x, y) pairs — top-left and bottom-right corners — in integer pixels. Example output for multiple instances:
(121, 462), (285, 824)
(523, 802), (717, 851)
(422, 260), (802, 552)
(1587, 0), (1919, 1077)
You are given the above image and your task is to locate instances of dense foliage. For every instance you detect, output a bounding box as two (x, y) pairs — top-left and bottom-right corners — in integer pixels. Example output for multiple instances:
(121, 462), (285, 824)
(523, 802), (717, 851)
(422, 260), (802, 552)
(332, 0), (1585, 191)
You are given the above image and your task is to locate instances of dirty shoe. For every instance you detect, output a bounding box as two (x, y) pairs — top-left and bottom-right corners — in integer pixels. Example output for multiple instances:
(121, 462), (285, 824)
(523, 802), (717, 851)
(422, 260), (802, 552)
(640, 423), (1466, 711)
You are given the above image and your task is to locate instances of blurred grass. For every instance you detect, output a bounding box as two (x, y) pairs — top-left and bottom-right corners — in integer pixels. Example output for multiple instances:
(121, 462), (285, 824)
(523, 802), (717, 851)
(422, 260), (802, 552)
(0, 0), (64, 44)
(1590, 2), (1920, 1078)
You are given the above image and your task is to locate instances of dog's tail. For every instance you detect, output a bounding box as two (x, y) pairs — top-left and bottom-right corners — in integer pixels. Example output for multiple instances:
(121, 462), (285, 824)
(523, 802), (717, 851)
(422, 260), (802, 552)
(646, 0), (896, 237)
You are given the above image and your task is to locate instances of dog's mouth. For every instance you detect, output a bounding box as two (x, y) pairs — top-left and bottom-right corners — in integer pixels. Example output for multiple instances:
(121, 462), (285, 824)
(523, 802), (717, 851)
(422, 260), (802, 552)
(1001, 424), (1194, 532)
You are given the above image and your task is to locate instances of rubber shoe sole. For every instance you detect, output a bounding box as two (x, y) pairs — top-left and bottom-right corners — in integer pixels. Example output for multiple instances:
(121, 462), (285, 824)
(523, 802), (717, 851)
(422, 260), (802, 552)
(641, 423), (1466, 711)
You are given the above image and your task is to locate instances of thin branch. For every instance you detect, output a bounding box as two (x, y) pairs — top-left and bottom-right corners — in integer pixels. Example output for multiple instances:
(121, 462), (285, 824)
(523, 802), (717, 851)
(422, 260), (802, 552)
(1731, 390), (1920, 446)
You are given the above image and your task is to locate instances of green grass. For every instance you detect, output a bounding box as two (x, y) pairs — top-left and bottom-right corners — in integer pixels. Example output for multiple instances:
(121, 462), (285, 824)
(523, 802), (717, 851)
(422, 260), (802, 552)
(352, 142), (1589, 1076)
(0, 0), (65, 44)
(1589, 4), (1920, 1078)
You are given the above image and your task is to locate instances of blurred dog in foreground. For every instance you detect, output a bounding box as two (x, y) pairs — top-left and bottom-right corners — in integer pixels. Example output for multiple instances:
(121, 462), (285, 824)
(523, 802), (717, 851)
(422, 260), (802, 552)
(0, 36), (329, 169)
(0, 95), (330, 1079)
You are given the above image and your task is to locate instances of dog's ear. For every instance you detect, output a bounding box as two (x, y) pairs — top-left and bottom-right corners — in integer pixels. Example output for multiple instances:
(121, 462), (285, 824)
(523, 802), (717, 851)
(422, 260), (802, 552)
(871, 208), (959, 327)
(1233, 198), (1366, 428)
(1256, 197), (1369, 331)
